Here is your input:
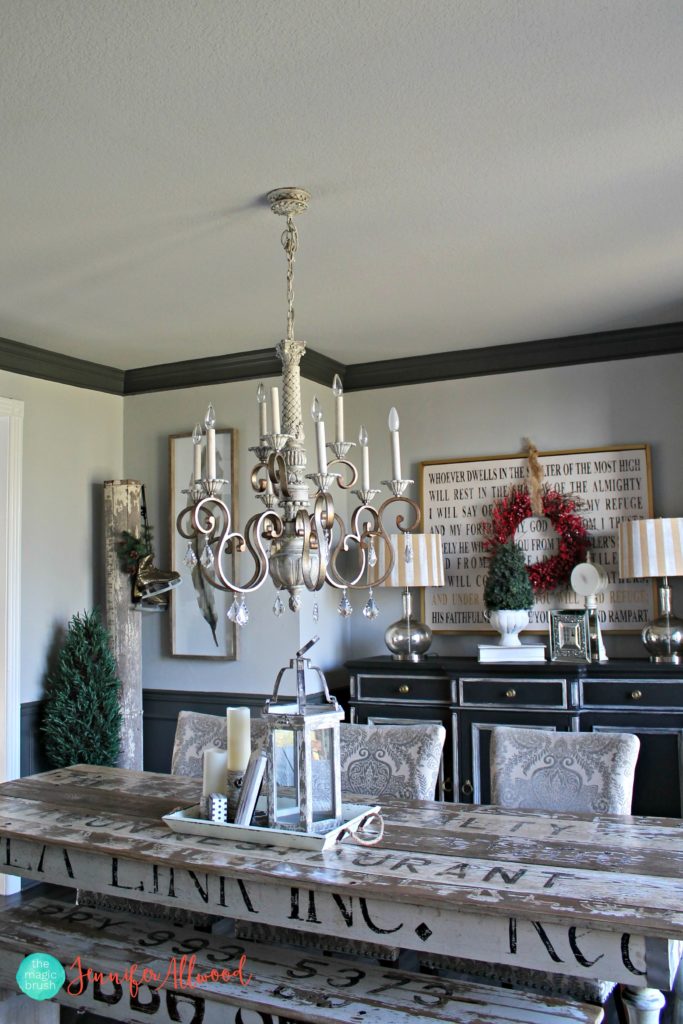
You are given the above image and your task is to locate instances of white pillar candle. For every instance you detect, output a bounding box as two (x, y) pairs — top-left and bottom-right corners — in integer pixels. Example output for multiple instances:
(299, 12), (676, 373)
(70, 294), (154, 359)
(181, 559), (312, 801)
(192, 423), (203, 483)
(270, 386), (281, 434)
(202, 749), (227, 798)
(227, 707), (251, 773)
(257, 382), (268, 437)
(359, 425), (370, 490)
(311, 397), (327, 473)
(332, 374), (344, 443)
(388, 407), (402, 480)
(205, 403), (217, 479)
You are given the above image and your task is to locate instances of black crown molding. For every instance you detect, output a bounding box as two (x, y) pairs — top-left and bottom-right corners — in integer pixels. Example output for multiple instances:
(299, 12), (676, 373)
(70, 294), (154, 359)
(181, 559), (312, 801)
(343, 321), (683, 392)
(123, 345), (346, 394)
(0, 336), (124, 394)
(1, 322), (682, 397)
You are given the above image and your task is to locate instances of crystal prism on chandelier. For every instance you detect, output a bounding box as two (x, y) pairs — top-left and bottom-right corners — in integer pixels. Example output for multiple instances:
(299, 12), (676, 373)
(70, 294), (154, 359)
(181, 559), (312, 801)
(176, 188), (422, 621)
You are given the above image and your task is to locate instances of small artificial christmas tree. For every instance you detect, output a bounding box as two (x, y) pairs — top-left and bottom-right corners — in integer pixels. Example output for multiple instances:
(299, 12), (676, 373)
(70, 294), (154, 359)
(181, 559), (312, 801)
(42, 609), (122, 768)
(483, 540), (534, 611)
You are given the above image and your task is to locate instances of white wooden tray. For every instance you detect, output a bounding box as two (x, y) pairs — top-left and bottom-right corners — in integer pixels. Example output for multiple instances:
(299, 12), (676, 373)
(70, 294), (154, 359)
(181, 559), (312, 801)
(163, 801), (382, 851)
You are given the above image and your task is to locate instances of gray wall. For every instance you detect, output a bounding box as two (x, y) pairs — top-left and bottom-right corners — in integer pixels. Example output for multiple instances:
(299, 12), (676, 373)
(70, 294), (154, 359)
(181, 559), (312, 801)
(344, 353), (683, 659)
(0, 370), (124, 702)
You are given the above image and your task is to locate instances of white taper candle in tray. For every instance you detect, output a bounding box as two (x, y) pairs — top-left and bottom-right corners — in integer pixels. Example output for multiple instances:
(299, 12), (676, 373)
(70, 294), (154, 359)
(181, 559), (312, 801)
(226, 706), (251, 772)
(202, 749), (227, 798)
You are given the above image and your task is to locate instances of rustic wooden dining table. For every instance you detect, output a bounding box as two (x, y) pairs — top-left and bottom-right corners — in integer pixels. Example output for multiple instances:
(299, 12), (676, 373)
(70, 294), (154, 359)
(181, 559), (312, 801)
(0, 764), (681, 1023)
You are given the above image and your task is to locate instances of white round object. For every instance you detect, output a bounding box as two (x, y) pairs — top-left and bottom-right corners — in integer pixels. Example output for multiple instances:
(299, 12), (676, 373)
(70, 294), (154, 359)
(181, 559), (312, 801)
(571, 561), (607, 596)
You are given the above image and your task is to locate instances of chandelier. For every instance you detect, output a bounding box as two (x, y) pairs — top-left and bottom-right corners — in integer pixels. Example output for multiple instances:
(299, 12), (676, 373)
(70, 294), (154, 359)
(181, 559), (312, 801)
(177, 187), (420, 624)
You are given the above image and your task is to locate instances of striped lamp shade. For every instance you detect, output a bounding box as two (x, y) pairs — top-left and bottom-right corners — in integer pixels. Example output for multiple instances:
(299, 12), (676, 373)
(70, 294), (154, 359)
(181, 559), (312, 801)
(618, 518), (683, 579)
(371, 533), (445, 588)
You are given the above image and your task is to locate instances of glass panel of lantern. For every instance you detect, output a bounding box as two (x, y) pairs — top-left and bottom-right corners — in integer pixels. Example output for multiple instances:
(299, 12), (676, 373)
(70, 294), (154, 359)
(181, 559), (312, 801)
(264, 641), (343, 834)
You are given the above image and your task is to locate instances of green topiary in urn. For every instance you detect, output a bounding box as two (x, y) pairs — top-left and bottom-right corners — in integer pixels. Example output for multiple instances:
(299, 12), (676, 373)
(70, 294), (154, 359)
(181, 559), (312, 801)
(484, 541), (534, 646)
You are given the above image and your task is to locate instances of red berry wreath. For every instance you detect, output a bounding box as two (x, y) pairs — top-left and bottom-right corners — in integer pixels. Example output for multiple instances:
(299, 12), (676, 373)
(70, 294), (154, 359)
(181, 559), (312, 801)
(484, 487), (590, 594)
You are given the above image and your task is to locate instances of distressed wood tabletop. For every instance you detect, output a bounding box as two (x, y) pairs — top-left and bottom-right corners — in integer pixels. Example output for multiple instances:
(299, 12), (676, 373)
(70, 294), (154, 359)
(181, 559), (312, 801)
(1, 765), (682, 988)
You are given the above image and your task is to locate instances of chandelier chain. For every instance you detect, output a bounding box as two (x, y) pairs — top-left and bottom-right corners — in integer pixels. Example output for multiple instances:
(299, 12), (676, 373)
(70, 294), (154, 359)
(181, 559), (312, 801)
(281, 214), (298, 342)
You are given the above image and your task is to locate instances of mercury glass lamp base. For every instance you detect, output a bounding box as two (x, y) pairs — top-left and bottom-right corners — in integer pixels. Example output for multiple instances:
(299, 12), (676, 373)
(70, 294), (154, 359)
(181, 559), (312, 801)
(642, 582), (683, 665)
(384, 589), (433, 661)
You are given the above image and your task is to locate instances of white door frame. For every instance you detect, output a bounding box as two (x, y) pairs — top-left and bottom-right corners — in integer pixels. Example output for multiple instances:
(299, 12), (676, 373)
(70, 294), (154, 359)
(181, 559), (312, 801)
(0, 397), (23, 895)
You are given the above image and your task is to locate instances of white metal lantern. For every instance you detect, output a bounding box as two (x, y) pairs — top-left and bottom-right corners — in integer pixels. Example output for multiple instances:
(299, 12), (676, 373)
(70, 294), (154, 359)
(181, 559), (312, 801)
(264, 637), (343, 833)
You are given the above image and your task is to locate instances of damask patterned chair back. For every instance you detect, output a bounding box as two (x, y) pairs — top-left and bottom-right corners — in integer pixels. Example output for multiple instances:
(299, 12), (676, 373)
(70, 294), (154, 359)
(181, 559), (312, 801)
(172, 710), (445, 802)
(490, 727), (640, 814)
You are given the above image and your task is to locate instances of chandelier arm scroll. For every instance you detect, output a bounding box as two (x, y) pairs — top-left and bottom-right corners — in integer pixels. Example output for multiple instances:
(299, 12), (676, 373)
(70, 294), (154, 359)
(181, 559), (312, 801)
(378, 493), (422, 535)
(327, 456), (358, 490)
(177, 496), (283, 595)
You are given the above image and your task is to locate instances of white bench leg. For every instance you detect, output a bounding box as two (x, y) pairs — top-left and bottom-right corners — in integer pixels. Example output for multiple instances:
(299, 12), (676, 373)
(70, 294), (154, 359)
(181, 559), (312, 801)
(672, 955), (683, 1024)
(622, 987), (667, 1024)
(0, 990), (58, 1023)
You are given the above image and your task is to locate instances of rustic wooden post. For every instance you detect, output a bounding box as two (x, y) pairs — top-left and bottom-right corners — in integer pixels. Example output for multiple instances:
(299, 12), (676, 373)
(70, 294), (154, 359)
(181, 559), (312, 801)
(103, 480), (143, 770)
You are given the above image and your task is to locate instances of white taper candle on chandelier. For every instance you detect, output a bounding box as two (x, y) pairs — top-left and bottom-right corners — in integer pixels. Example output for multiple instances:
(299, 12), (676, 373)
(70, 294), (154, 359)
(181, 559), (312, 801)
(192, 422), (203, 483)
(388, 407), (402, 480)
(226, 707), (251, 773)
(332, 374), (344, 443)
(311, 396), (328, 473)
(359, 425), (370, 490)
(202, 749), (227, 799)
(257, 382), (268, 436)
(270, 386), (281, 434)
(205, 403), (217, 479)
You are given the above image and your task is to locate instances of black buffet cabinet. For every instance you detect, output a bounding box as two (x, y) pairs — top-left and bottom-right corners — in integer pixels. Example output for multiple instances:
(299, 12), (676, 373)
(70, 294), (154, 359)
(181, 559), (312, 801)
(345, 657), (683, 818)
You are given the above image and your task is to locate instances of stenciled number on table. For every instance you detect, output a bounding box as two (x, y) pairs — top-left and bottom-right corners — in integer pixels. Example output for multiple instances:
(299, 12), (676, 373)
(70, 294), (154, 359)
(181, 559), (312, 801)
(484, 487), (590, 594)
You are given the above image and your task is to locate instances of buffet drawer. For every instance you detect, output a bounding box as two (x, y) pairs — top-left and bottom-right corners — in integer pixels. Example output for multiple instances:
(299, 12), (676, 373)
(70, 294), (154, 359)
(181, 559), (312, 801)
(458, 676), (568, 709)
(581, 678), (683, 710)
(352, 672), (451, 704)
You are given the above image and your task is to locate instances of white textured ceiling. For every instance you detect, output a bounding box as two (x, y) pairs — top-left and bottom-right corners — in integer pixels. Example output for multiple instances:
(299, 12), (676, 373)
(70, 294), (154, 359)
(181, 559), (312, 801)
(1, 0), (682, 371)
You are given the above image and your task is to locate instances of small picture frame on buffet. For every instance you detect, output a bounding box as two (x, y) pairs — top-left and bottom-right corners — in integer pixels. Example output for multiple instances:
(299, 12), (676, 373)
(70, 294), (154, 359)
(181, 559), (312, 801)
(549, 609), (591, 663)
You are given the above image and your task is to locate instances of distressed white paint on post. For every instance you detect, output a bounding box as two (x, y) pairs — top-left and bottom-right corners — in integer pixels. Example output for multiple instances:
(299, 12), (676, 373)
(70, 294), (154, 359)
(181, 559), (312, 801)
(103, 480), (142, 770)
(622, 986), (667, 1024)
(0, 397), (23, 896)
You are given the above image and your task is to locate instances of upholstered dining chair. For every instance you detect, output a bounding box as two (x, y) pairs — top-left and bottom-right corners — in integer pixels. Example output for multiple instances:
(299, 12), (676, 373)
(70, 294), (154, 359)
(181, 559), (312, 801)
(423, 726), (641, 1013)
(171, 709), (446, 802)
(171, 709), (446, 958)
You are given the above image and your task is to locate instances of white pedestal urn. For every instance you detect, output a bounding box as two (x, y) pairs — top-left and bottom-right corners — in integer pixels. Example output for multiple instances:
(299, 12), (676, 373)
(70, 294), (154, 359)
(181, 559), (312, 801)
(488, 609), (530, 647)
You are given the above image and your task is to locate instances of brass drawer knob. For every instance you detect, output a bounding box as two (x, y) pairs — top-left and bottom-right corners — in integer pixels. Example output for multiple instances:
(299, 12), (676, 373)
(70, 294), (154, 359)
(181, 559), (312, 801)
(630, 689), (643, 701)
(505, 688), (517, 699)
(398, 684), (410, 695)
(442, 778), (453, 794)
(461, 779), (474, 797)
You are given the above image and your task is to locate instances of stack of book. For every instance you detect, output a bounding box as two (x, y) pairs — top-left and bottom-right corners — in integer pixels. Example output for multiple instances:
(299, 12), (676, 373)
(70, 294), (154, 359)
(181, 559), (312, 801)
(478, 644), (546, 664)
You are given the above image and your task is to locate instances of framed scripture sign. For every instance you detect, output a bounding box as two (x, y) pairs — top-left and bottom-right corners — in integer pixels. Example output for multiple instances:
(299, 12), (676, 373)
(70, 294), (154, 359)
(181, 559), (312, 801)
(169, 429), (238, 659)
(420, 445), (655, 634)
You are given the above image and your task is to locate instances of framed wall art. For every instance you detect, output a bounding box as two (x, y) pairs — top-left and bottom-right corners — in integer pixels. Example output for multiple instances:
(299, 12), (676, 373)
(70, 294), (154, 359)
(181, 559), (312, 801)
(420, 444), (655, 635)
(169, 428), (238, 659)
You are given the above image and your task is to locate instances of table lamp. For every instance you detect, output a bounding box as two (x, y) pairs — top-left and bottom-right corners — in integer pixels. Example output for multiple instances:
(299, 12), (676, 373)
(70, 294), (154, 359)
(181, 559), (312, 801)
(618, 517), (683, 664)
(372, 533), (445, 661)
